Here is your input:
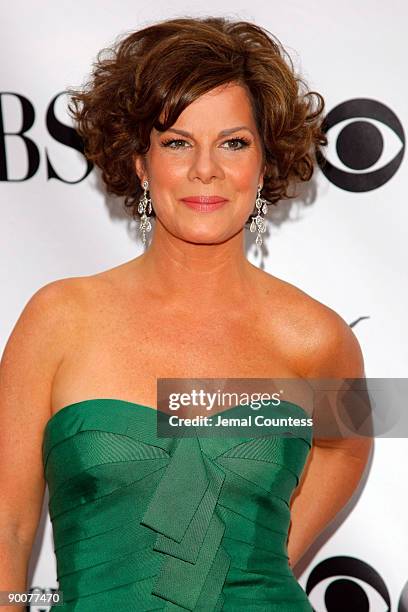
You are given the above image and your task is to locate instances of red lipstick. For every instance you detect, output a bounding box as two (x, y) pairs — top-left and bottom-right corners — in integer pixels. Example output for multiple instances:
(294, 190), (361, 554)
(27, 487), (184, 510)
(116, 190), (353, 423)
(180, 195), (228, 212)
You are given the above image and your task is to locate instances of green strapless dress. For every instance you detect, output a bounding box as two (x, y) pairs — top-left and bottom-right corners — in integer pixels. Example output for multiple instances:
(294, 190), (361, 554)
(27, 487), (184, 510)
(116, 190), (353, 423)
(42, 398), (313, 611)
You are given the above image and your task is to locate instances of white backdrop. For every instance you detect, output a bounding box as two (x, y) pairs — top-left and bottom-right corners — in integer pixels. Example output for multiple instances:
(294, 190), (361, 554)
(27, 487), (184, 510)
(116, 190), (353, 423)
(1, 1), (407, 610)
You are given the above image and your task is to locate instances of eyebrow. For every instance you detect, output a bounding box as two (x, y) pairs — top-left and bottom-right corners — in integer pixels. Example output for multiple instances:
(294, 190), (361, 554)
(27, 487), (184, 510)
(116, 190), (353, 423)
(162, 126), (255, 138)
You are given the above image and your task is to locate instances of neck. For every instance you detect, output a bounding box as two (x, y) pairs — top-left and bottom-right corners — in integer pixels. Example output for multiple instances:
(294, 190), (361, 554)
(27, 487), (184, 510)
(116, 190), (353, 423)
(134, 222), (258, 313)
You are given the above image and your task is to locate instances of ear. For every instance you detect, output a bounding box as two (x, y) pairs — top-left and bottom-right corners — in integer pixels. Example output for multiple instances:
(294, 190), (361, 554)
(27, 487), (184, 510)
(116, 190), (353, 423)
(134, 154), (147, 184)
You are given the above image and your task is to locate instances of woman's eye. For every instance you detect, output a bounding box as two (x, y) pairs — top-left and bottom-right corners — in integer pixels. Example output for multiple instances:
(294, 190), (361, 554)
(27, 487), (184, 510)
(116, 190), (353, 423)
(161, 139), (189, 149)
(222, 137), (251, 150)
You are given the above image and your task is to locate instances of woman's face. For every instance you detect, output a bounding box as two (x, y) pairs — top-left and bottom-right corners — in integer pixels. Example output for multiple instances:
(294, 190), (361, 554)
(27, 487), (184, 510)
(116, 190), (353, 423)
(134, 82), (265, 244)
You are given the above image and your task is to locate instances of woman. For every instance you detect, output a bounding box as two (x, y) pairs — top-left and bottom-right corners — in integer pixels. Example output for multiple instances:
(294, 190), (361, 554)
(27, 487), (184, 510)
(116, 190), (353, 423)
(0, 16), (372, 611)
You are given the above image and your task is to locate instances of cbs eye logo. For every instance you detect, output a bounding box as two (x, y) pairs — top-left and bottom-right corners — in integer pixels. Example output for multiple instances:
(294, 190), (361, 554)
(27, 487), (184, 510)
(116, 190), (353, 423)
(306, 555), (408, 611)
(317, 98), (405, 192)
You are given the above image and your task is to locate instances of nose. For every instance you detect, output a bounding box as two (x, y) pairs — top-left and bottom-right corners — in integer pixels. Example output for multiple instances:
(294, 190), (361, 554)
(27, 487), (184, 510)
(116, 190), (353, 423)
(187, 145), (225, 183)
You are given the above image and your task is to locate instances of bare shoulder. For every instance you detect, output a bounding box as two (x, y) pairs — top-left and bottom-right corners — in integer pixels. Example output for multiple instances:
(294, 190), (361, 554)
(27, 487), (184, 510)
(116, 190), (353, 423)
(299, 293), (365, 379)
(1, 277), (89, 384)
(23, 259), (131, 320)
(10, 258), (142, 349)
(19, 261), (139, 341)
(14, 276), (88, 337)
(261, 272), (365, 379)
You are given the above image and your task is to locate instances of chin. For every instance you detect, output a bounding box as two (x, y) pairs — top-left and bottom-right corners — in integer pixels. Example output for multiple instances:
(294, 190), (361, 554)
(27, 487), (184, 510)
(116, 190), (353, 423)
(179, 227), (230, 245)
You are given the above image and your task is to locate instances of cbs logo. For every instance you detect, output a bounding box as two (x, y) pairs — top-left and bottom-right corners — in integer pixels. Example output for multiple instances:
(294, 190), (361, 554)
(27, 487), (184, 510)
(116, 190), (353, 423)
(306, 555), (408, 611)
(317, 98), (405, 192)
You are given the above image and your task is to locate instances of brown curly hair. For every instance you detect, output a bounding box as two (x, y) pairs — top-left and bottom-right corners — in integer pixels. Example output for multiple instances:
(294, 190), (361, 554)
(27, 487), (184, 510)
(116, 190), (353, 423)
(66, 16), (328, 225)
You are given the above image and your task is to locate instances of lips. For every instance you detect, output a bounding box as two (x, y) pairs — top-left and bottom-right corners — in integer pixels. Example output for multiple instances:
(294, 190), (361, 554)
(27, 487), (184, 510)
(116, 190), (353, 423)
(180, 196), (228, 203)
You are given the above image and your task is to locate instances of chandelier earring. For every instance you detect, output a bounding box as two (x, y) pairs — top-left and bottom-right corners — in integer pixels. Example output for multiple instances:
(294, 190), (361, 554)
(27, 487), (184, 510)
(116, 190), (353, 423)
(249, 185), (269, 247)
(138, 179), (152, 246)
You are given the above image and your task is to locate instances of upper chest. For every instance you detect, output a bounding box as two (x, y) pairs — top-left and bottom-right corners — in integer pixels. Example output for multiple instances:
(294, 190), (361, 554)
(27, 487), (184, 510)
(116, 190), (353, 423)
(51, 272), (317, 410)
(70, 290), (307, 371)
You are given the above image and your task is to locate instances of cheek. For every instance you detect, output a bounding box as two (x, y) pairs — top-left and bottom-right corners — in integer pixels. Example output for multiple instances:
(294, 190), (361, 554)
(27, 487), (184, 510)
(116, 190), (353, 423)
(229, 163), (259, 192)
(149, 153), (185, 189)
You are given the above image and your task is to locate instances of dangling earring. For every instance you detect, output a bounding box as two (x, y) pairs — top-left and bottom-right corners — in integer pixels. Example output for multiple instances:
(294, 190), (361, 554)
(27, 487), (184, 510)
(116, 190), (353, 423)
(138, 179), (152, 246)
(249, 185), (268, 246)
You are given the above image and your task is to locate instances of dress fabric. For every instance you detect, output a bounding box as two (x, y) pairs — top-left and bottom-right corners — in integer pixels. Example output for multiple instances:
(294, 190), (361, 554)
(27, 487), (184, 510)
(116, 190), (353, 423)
(42, 398), (313, 611)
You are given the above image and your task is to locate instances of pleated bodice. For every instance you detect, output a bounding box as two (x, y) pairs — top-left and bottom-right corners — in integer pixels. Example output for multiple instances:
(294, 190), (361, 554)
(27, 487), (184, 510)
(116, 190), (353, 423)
(42, 398), (313, 611)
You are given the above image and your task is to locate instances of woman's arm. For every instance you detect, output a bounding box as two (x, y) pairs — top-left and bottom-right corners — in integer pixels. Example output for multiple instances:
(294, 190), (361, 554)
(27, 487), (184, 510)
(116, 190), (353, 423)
(0, 280), (76, 610)
(286, 311), (373, 569)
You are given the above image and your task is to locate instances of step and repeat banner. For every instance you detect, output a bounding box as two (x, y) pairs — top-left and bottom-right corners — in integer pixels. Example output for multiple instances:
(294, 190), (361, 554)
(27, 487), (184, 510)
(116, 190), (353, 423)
(1, 1), (407, 610)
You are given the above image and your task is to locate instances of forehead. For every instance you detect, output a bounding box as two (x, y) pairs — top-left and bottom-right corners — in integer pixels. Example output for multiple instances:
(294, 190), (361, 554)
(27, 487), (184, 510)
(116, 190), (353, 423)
(158, 83), (257, 131)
